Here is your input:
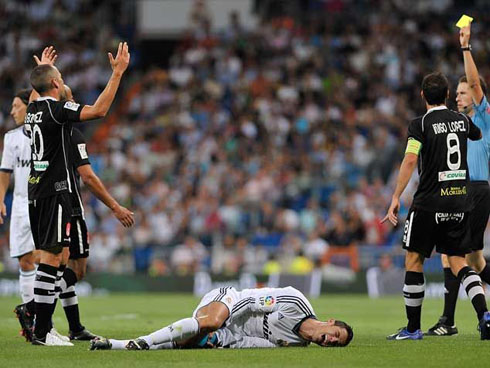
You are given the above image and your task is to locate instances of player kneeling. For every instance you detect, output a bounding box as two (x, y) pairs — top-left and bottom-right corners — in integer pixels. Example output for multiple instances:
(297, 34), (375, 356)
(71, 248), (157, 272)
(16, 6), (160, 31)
(90, 286), (353, 350)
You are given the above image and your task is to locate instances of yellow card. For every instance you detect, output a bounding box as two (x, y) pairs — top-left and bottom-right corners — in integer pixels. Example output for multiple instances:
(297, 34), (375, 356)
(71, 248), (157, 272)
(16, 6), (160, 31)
(456, 14), (473, 28)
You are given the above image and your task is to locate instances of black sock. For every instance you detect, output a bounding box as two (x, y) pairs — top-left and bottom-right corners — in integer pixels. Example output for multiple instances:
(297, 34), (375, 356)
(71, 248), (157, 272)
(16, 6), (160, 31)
(404, 271), (425, 333)
(60, 268), (83, 333)
(25, 299), (35, 315)
(479, 264), (490, 285)
(458, 266), (488, 321)
(442, 268), (459, 326)
(34, 263), (58, 339)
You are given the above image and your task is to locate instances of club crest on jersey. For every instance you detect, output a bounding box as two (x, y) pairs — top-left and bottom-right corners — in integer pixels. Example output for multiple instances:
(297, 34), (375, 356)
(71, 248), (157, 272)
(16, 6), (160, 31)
(64, 101), (80, 111)
(260, 296), (275, 307)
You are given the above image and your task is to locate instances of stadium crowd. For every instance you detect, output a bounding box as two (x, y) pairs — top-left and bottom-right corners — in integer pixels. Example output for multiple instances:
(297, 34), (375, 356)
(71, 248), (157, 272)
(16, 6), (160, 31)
(1, 0), (490, 276)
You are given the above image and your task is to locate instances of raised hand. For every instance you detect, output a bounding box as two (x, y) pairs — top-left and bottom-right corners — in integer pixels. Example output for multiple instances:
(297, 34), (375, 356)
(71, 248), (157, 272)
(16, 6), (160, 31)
(108, 42), (130, 75)
(460, 25), (471, 48)
(33, 46), (58, 66)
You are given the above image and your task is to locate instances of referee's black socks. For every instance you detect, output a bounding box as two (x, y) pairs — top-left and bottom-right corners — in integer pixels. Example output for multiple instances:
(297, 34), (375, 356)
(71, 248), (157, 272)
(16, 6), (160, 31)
(458, 267), (487, 321)
(403, 271), (425, 333)
(34, 263), (58, 339)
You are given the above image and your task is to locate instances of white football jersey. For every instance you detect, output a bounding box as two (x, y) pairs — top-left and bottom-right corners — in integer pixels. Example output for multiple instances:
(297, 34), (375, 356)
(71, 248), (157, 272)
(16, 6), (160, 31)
(1, 126), (31, 216)
(226, 286), (316, 347)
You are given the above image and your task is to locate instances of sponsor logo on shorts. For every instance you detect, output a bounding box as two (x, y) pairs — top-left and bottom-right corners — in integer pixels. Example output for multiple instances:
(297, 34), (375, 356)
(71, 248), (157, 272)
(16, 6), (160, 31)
(438, 170), (466, 182)
(33, 161), (49, 171)
(435, 212), (464, 223)
(440, 186), (466, 196)
(66, 222), (71, 237)
(54, 180), (68, 191)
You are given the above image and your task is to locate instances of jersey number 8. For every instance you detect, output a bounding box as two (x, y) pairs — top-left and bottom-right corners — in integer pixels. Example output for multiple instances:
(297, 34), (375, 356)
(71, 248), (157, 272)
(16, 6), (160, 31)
(446, 133), (461, 170)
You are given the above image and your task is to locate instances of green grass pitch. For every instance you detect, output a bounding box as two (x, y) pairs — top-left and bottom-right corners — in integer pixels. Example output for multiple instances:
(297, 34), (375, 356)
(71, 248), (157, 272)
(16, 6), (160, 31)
(1, 293), (490, 367)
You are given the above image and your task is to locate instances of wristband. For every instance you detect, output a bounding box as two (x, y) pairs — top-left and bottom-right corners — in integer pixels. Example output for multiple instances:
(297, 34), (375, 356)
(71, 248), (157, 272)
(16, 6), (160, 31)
(461, 45), (472, 51)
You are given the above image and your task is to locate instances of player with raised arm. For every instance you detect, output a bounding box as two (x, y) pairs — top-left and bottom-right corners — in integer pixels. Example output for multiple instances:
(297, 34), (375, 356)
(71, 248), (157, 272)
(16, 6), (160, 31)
(90, 286), (353, 350)
(26, 42), (130, 346)
(426, 23), (490, 337)
(382, 72), (490, 340)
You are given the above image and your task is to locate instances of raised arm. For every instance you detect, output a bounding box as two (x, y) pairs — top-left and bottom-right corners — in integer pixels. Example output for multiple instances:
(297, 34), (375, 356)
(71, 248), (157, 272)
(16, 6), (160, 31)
(460, 24), (484, 104)
(77, 164), (134, 227)
(79, 42), (130, 121)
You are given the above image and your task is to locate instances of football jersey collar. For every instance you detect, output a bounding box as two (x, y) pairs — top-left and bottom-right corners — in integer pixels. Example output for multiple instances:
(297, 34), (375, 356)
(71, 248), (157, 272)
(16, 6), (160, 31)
(35, 96), (57, 102)
(426, 105), (448, 114)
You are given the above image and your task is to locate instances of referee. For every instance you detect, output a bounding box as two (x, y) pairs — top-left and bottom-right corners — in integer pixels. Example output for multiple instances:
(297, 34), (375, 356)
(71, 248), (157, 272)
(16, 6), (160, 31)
(427, 23), (490, 336)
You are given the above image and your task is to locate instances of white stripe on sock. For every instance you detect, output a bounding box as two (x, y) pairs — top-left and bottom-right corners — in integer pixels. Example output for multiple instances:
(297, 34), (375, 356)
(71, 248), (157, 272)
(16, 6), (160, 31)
(404, 297), (424, 307)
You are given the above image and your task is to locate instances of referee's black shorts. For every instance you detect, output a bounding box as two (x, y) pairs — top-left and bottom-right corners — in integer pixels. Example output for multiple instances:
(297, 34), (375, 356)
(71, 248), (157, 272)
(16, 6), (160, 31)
(28, 193), (72, 254)
(467, 181), (490, 251)
(69, 216), (90, 259)
(402, 207), (471, 258)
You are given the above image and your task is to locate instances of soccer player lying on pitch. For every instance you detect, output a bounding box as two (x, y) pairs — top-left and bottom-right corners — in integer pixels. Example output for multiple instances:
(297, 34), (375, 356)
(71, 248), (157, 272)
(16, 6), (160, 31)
(90, 286), (353, 350)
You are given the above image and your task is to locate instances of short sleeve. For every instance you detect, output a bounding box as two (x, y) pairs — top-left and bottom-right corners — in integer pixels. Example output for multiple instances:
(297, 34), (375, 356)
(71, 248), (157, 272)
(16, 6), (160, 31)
(70, 128), (90, 168)
(467, 115), (482, 141)
(0, 133), (15, 172)
(407, 118), (424, 145)
(50, 100), (85, 124)
(473, 95), (490, 134)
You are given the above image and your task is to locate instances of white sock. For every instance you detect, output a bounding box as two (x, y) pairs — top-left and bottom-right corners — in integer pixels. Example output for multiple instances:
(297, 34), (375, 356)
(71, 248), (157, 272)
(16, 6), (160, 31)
(109, 339), (130, 350)
(140, 317), (199, 346)
(19, 268), (36, 303)
(150, 342), (175, 350)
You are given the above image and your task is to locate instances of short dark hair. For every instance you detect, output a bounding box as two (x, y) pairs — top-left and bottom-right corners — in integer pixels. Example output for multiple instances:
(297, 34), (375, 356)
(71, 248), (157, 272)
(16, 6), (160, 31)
(30, 65), (58, 94)
(458, 75), (487, 96)
(422, 72), (449, 105)
(15, 89), (31, 105)
(334, 320), (354, 347)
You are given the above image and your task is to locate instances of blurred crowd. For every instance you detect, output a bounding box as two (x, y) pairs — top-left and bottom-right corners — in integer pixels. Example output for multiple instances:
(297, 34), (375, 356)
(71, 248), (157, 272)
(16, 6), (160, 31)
(1, 0), (490, 276)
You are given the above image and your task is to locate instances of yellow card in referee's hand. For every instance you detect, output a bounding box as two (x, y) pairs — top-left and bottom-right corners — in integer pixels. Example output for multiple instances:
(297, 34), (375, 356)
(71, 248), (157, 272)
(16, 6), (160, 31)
(456, 14), (473, 28)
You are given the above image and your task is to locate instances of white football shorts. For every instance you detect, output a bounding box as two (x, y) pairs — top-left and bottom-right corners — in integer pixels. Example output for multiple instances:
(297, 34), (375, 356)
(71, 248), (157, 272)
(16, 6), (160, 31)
(9, 214), (35, 258)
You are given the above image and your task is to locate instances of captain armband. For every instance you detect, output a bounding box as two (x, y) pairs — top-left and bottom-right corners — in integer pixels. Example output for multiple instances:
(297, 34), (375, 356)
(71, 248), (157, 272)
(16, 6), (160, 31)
(405, 138), (422, 155)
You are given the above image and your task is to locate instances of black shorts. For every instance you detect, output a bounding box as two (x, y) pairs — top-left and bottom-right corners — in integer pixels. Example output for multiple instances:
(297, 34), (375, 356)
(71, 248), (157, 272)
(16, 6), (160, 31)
(468, 181), (490, 251)
(69, 216), (89, 259)
(402, 207), (471, 258)
(28, 193), (72, 254)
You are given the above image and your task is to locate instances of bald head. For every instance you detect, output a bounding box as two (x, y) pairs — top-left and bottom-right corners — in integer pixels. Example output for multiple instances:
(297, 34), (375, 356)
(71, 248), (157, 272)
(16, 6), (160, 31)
(30, 64), (62, 95)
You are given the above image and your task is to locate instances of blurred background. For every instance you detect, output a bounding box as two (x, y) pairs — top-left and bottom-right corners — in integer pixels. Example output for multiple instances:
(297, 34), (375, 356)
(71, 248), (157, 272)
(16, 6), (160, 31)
(0, 0), (489, 296)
